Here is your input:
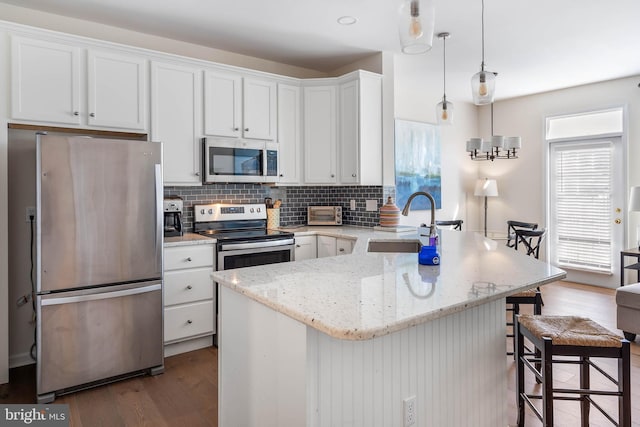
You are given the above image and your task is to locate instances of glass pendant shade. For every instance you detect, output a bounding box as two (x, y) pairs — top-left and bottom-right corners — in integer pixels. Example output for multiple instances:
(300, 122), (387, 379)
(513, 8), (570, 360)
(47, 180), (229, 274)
(398, 0), (435, 54)
(471, 70), (496, 105)
(436, 100), (454, 125)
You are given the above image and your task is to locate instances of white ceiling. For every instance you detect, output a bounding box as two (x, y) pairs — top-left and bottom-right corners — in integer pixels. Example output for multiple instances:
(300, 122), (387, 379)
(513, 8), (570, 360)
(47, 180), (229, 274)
(2, 0), (640, 102)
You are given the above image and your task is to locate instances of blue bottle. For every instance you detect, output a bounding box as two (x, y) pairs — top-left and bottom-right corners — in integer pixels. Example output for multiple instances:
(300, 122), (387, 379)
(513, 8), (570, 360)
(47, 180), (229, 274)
(419, 245), (440, 265)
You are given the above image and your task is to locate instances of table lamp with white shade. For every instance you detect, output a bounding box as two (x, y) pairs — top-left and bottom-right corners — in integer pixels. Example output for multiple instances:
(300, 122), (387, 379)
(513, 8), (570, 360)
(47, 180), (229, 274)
(629, 186), (640, 249)
(474, 178), (499, 237)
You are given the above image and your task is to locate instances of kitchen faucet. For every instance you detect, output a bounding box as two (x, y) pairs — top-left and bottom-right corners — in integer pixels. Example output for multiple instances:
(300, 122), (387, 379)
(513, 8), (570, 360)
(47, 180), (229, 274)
(401, 191), (437, 237)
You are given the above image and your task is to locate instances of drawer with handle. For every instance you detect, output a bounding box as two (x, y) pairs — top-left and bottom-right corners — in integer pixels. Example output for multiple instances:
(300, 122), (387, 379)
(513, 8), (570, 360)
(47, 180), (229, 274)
(164, 268), (214, 306)
(164, 300), (215, 343)
(164, 244), (214, 271)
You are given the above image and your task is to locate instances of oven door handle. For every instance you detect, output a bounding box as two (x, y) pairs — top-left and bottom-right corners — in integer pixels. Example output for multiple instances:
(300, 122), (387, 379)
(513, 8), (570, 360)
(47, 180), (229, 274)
(219, 238), (295, 251)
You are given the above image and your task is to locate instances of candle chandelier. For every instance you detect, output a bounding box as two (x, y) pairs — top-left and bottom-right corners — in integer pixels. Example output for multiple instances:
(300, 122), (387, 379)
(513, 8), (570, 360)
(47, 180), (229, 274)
(466, 103), (521, 161)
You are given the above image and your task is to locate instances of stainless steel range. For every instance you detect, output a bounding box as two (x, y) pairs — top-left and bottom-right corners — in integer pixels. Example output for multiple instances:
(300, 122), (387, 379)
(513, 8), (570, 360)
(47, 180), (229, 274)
(195, 203), (295, 347)
(194, 203), (295, 270)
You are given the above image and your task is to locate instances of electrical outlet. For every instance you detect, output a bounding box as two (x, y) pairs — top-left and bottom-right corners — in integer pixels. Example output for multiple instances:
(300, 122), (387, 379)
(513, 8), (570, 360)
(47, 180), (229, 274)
(403, 396), (416, 427)
(350, 199), (356, 210)
(25, 207), (36, 223)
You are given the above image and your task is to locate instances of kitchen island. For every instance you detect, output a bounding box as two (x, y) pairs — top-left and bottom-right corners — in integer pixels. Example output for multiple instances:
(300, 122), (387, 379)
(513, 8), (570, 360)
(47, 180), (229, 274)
(212, 227), (566, 427)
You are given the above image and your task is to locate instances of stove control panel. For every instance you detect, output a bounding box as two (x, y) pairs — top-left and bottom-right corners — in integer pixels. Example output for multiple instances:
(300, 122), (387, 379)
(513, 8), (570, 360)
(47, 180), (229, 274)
(194, 203), (267, 222)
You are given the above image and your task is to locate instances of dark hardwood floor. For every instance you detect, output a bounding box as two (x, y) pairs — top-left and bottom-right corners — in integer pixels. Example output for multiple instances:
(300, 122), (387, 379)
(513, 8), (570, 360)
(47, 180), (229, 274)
(0, 346), (217, 427)
(1, 281), (638, 426)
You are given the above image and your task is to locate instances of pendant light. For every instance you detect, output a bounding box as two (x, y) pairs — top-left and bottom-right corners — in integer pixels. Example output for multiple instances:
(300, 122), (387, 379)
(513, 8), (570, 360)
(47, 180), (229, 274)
(436, 32), (453, 125)
(398, 0), (435, 54)
(470, 0), (495, 105)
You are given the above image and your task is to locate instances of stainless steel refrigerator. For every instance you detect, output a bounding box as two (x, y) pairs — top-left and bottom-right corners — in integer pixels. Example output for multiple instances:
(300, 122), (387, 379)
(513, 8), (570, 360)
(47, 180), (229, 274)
(35, 133), (164, 404)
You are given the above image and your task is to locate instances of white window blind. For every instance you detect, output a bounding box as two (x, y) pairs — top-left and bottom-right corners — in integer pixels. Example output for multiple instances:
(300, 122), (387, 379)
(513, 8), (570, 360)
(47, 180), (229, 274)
(550, 142), (613, 273)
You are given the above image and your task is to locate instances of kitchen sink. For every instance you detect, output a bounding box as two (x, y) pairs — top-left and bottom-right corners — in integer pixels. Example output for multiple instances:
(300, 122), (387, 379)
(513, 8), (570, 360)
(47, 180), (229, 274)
(367, 239), (422, 253)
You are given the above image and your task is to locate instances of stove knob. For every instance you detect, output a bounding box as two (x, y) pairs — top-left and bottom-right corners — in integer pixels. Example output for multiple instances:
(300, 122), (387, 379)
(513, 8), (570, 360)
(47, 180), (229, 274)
(250, 208), (254, 213)
(256, 207), (261, 212)
(200, 209), (205, 215)
(208, 209), (213, 214)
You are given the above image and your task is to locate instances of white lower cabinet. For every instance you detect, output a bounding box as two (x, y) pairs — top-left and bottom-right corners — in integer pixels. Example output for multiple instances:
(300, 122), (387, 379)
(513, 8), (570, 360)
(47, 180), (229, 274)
(163, 243), (215, 356)
(336, 238), (354, 256)
(294, 235), (317, 261)
(317, 235), (354, 258)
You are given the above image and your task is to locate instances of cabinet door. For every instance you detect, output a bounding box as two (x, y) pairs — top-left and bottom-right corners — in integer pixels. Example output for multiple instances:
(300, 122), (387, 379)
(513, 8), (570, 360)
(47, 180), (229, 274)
(358, 74), (383, 185)
(339, 80), (359, 184)
(304, 86), (337, 184)
(11, 36), (81, 125)
(294, 235), (317, 261)
(336, 238), (354, 256)
(203, 70), (242, 138)
(243, 78), (277, 140)
(317, 235), (337, 258)
(151, 61), (202, 185)
(277, 84), (302, 184)
(87, 50), (147, 130)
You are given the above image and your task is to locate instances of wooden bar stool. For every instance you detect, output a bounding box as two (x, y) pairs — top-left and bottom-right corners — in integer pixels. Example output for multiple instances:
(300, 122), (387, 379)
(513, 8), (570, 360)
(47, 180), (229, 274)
(435, 219), (463, 230)
(506, 220), (538, 248)
(515, 314), (631, 427)
(506, 229), (546, 357)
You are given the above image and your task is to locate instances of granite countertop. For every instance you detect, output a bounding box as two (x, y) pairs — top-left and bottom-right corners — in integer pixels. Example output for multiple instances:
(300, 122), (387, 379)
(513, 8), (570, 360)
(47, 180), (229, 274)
(164, 232), (215, 247)
(211, 226), (567, 340)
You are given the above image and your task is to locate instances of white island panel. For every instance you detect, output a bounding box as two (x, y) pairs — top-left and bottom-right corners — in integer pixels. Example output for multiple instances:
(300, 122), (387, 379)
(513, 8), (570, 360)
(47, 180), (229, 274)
(221, 285), (506, 427)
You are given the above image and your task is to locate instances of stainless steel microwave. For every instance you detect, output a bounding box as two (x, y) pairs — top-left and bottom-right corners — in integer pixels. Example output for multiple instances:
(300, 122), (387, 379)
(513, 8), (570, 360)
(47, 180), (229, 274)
(308, 206), (342, 226)
(202, 138), (278, 184)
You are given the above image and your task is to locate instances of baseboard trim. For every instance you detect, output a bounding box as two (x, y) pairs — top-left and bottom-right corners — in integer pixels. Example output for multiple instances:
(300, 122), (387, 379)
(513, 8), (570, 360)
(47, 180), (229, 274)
(10, 351), (35, 369)
(164, 336), (213, 357)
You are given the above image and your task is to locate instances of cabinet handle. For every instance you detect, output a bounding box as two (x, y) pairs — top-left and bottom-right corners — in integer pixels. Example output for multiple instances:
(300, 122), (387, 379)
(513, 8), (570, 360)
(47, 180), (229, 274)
(186, 257), (192, 262)
(352, 174), (357, 178)
(233, 127), (239, 131)
(187, 319), (193, 324)
(331, 174), (335, 178)
(186, 285), (193, 290)
(296, 244), (301, 248)
(195, 172), (200, 176)
(73, 111), (79, 116)
(244, 128), (249, 132)
(339, 248), (345, 252)
(89, 112), (96, 117)
(279, 174), (284, 177)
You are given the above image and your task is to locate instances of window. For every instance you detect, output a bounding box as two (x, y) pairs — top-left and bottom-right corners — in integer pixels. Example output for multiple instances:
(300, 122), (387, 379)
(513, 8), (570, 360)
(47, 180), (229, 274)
(547, 108), (623, 140)
(549, 141), (613, 272)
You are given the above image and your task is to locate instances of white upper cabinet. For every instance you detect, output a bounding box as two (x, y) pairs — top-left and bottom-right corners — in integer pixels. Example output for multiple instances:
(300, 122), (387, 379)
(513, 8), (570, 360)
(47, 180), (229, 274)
(339, 73), (382, 185)
(203, 70), (241, 138)
(151, 61), (203, 186)
(243, 77), (277, 140)
(204, 71), (277, 140)
(304, 85), (337, 184)
(11, 37), (81, 125)
(11, 36), (147, 131)
(87, 50), (146, 130)
(277, 83), (302, 184)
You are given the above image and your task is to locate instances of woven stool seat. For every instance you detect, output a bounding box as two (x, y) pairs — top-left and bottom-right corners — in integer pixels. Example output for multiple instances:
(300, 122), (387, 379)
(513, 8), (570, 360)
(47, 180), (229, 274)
(518, 314), (623, 348)
(511, 288), (538, 298)
(516, 314), (631, 426)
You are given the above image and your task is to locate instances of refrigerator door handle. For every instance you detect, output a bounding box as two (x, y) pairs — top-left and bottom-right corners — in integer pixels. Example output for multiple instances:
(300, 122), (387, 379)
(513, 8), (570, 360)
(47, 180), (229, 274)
(41, 283), (161, 306)
(155, 163), (163, 267)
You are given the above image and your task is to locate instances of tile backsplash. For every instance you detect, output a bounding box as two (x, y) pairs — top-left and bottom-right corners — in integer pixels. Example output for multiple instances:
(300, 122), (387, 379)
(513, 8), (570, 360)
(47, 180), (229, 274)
(164, 185), (395, 232)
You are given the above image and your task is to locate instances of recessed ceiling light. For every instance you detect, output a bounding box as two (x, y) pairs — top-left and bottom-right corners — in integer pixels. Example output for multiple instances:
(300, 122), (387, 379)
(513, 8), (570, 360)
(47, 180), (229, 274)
(337, 16), (358, 25)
